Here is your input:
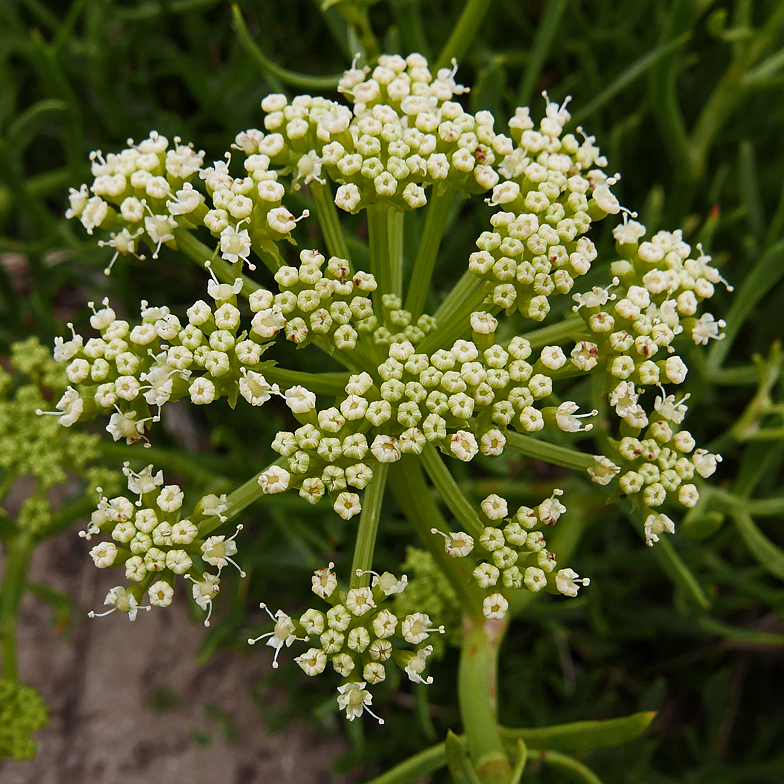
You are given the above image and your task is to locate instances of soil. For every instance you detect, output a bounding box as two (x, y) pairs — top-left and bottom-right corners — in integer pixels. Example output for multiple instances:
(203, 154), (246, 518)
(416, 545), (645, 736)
(0, 530), (347, 784)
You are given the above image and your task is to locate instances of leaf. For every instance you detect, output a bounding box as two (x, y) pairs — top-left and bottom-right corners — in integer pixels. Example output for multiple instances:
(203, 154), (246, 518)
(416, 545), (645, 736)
(445, 730), (482, 784)
(499, 711), (656, 753)
(731, 510), (784, 582)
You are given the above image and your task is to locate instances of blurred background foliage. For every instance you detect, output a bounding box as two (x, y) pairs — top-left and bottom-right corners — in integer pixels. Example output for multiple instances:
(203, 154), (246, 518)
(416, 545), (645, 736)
(1, 0), (784, 781)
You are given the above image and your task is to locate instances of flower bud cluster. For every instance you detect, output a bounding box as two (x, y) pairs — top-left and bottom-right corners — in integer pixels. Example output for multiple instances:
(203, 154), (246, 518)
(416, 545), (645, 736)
(0, 679), (49, 760)
(235, 53), (513, 214)
(65, 132), (205, 271)
(51, 288), (279, 443)
(249, 563), (444, 724)
(258, 249), (378, 349)
(571, 220), (730, 394)
(469, 97), (617, 321)
(590, 387), (722, 541)
(261, 324), (595, 519)
(83, 463), (234, 625)
(435, 491), (589, 618)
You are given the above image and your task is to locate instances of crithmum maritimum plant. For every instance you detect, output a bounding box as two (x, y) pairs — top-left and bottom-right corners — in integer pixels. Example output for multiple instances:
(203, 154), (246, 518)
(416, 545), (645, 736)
(51, 47), (728, 783)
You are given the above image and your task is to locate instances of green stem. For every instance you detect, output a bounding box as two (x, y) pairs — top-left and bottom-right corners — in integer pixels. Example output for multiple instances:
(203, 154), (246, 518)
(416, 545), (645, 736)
(404, 183), (455, 321)
(435, 0), (494, 70)
(419, 272), (488, 354)
(196, 458), (284, 536)
(173, 228), (260, 297)
(349, 463), (389, 589)
(231, 4), (342, 90)
(459, 617), (511, 784)
(522, 315), (584, 350)
(335, 3), (380, 61)
(505, 432), (595, 471)
(0, 533), (34, 681)
(388, 458), (484, 619)
(420, 444), (484, 538)
(309, 179), (351, 262)
(367, 203), (404, 310)
(262, 367), (350, 395)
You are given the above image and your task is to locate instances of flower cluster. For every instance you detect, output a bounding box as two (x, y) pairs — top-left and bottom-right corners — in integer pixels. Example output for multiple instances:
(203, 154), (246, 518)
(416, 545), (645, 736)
(261, 249), (378, 348)
(249, 563), (444, 723)
(233, 53), (512, 215)
(260, 324), (597, 519)
(572, 221), (730, 393)
(51, 284), (282, 442)
(590, 387), (722, 545)
(83, 463), (235, 625)
(470, 97), (617, 321)
(434, 491), (589, 619)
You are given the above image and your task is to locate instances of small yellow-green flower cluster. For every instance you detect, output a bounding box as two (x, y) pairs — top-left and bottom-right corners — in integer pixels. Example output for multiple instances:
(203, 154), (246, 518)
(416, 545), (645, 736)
(249, 563), (444, 723)
(2, 337), (99, 536)
(434, 491), (589, 619)
(83, 463), (236, 626)
(0, 680), (48, 761)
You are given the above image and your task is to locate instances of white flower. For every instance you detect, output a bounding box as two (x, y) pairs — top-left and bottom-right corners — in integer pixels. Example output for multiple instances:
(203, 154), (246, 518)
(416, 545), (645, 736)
(665, 356), (688, 384)
(248, 605), (303, 668)
(370, 435), (402, 463)
(157, 485), (184, 512)
(240, 371), (279, 406)
(588, 456), (620, 486)
(405, 645), (435, 684)
(88, 586), (147, 621)
(148, 581), (174, 607)
(613, 219), (646, 245)
(220, 223), (252, 265)
(190, 377), (217, 405)
(692, 313), (726, 345)
(372, 572), (408, 596)
(336, 681), (383, 724)
(480, 429), (506, 456)
(692, 448), (722, 478)
(481, 494), (508, 520)
(571, 341), (599, 371)
(89, 541), (117, 568)
(333, 492), (362, 519)
(144, 213), (177, 259)
(312, 563), (338, 599)
(482, 593), (509, 620)
(609, 381), (641, 418)
(295, 648), (327, 676)
(401, 613), (444, 644)
(555, 401), (595, 433)
(107, 410), (146, 443)
(555, 568), (590, 597)
(450, 430), (478, 461)
(258, 466), (290, 494)
(285, 385), (317, 413)
(644, 513), (676, 546)
(201, 526), (244, 576)
(524, 567), (547, 592)
(49, 387), (83, 427)
(346, 587), (375, 616)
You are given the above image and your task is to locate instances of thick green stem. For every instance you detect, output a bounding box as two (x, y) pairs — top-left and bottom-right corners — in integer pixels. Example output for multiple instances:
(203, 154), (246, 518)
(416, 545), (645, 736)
(0, 532), (34, 681)
(459, 617), (511, 784)
(173, 228), (261, 296)
(309, 179), (351, 262)
(350, 463), (389, 589)
(361, 741), (447, 784)
(420, 444), (484, 538)
(404, 184), (455, 321)
(436, 0), (494, 70)
(367, 204), (404, 311)
(388, 458), (484, 619)
(262, 367), (350, 395)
